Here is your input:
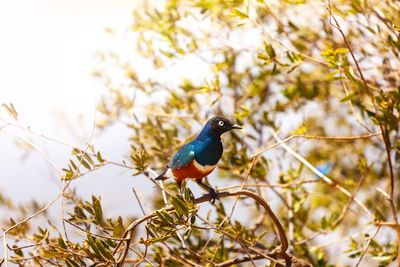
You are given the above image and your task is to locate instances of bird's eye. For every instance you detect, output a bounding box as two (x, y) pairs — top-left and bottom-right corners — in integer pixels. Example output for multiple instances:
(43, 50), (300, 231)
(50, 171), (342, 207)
(218, 121), (224, 126)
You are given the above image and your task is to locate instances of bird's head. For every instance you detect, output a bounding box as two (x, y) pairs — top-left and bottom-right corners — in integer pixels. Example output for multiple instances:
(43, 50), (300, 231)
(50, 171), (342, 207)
(208, 116), (242, 136)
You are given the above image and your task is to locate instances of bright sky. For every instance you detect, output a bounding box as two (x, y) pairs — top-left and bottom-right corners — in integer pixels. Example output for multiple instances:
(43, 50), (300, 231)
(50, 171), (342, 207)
(0, 0), (142, 210)
(0, 0), (137, 129)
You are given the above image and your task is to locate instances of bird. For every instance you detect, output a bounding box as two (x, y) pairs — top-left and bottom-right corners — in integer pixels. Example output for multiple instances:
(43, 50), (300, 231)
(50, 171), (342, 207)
(154, 116), (242, 203)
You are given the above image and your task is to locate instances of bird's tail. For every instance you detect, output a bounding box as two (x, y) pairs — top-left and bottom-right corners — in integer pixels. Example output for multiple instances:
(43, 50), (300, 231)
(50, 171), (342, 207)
(154, 168), (169, 181)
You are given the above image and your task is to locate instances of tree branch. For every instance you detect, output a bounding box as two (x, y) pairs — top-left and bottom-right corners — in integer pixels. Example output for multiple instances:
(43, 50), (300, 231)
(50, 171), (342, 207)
(114, 190), (299, 266)
(325, 3), (400, 261)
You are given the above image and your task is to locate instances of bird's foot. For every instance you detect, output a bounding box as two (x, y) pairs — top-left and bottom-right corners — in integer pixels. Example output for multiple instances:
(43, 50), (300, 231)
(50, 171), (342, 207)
(197, 180), (219, 204)
(208, 187), (219, 204)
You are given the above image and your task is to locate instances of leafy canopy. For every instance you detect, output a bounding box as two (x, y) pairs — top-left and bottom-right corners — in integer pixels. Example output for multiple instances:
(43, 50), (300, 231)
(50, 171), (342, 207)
(1, 0), (400, 266)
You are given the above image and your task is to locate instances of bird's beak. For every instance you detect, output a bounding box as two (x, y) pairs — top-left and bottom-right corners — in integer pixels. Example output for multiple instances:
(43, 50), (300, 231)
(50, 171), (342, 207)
(231, 124), (242, 129)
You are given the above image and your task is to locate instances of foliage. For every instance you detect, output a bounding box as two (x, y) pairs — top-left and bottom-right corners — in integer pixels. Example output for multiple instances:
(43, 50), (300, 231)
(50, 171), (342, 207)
(1, 0), (400, 266)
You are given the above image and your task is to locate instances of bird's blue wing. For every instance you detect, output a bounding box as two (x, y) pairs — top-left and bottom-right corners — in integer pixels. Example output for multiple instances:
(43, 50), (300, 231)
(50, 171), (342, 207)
(168, 143), (195, 170)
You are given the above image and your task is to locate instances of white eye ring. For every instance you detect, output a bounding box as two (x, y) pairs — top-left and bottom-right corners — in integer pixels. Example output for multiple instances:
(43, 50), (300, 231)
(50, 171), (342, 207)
(218, 121), (224, 126)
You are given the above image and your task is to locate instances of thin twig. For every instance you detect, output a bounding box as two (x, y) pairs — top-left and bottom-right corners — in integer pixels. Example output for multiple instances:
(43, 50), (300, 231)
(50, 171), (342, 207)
(332, 169), (367, 227)
(355, 225), (382, 267)
(184, 247), (216, 265)
(132, 186), (146, 216)
(1, 116), (98, 267)
(218, 179), (321, 191)
(252, 132), (381, 157)
(194, 214), (284, 266)
(0, 130), (62, 176)
(62, 112), (97, 241)
(213, 254), (267, 267)
(0, 119), (81, 150)
(226, 157), (258, 220)
(203, 157), (258, 264)
(62, 219), (130, 241)
(287, 190), (295, 251)
(269, 129), (376, 221)
(340, 79), (373, 133)
(251, 5), (330, 68)
(325, 2), (400, 258)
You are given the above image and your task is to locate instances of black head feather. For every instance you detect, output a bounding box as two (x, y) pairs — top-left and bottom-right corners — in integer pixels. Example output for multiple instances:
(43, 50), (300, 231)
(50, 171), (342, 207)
(208, 116), (242, 136)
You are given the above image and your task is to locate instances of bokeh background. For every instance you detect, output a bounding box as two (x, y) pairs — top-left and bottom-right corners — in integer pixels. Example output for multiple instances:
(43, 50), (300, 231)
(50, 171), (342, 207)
(1, 0), (399, 266)
(0, 0), (142, 215)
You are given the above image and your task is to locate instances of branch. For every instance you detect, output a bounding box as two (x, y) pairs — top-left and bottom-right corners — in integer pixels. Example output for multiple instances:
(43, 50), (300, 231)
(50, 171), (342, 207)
(203, 157), (258, 265)
(199, 190), (288, 254)
(214, 247), (313, 267)
(213, 254), (267, 267)
(62, 219), (130, 241)
(269, 129), (376, 220)
(325, 2), (400, 259)
(114, 190), (295, 266)
(252, 132), (381, 157)
(219, 180), (322, 191)
(355, 225), (382, 267)
(1, 114), (97, 267)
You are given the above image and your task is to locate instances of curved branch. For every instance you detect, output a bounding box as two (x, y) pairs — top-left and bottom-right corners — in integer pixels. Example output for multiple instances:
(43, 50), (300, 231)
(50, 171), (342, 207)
(196, 190), (289, 255)
(114, 190), (290, 266)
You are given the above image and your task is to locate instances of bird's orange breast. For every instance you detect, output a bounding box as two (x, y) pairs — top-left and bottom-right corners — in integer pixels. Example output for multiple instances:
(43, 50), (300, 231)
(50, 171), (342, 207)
(172, 160), (216, 185)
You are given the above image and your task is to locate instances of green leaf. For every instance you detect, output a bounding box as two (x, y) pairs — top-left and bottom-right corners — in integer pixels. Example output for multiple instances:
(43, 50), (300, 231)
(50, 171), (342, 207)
(58, 235), (67, 249)
(77, 156), (91, 170)
(65, 258), (80, 267)
(321, 216), (327, 229)
(257, 53), (267, 60)
(96, 151), (105, 163)
(156, 210), (168, 225)
(74, 206), (87, 219)
(365, 26), (376, 34)
(371, 255), (392, 261)
(95, 238), (115, 262)
(334, 48), (349, 54)
(145, 235), (171, 245)
(233, 22), (248, 27)
(63, 170), (74, 180)
(70, 160), (78, 171)
(162, 210), (174, 224)
(183, 228), (192, 239)
(171, 195), (189, 217)
(287, 65), (299, 74)
(256, 230), (268, 241)
(2, 103), (18, 120)
(86, 234), (103, 260)
(82, 240), (95, 260)
(228, 7), (248, 19)
(265, 43), (276, 58)
(113, 221), (124, 238)
(160, 49), (174, 58)
(12, 245), (24, 257)
(83, 153), (95, 166)
(190, 215), (196, 224)
(92, 196), (104, 226)
(340, 91), (358, 102)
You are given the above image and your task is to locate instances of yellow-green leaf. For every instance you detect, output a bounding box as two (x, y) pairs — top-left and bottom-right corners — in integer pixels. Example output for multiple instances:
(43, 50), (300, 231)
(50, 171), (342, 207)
(340, 91), (358, 103)
(334, 48), (349, 54)
(228, 7), (248, 19)
(2, 103), (18, 120)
